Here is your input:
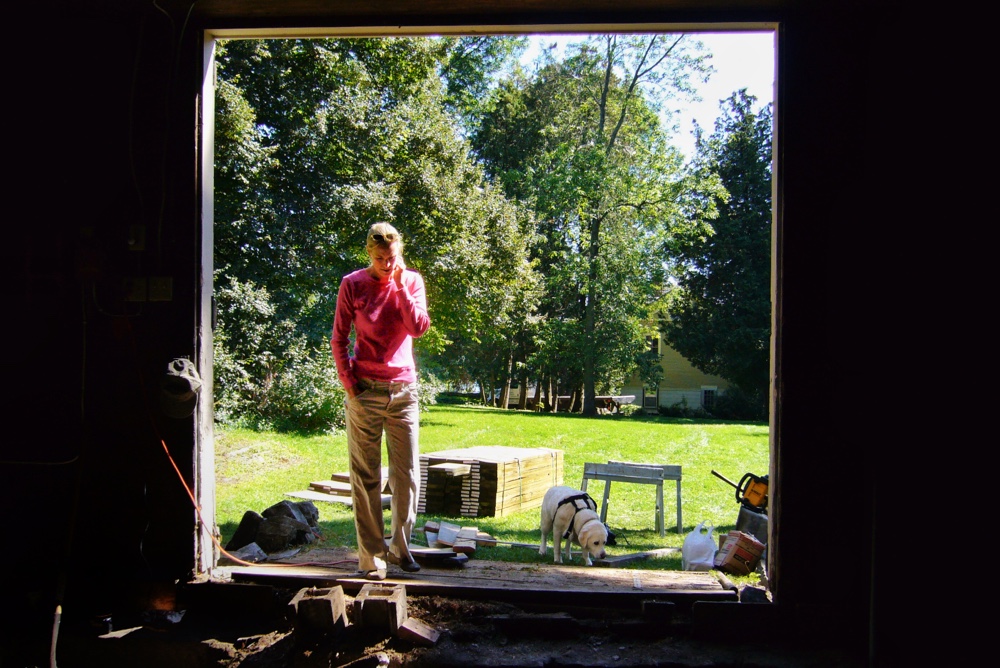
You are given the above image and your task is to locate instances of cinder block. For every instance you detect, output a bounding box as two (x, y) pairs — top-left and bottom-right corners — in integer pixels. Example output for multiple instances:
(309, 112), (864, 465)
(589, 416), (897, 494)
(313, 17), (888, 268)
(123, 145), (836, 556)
(288, 586), (348, 634)
(398, 616), (440, 646)
(352, 583), (408, 635)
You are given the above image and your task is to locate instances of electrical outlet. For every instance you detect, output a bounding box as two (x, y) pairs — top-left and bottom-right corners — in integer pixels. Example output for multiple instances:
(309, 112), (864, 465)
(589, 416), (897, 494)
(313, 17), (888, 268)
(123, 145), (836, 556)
(149, 276), (173, 302)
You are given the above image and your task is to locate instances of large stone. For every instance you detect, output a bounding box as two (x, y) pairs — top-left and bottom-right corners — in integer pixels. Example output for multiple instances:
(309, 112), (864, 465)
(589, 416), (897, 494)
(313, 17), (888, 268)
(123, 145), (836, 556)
(262, 500), (319, 528)
(225, 510), (263, 551)
(255, 515), (311, 553)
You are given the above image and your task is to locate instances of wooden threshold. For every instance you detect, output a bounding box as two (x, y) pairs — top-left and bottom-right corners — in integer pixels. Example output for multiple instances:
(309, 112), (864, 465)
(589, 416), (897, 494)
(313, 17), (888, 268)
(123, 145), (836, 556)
(221, 552), (736, 609)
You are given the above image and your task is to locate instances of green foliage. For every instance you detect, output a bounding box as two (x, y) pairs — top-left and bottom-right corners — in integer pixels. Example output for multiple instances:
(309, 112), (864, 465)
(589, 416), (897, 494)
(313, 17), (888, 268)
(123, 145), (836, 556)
(472, 34), (725, 413)
(437, 36), (528, 128)
(212, 35), (771, 431)
(258, 338), (346, 434)
(658, 397), (713, 419)
(662, 89), (772, 414)
(213, 276), (347, 433)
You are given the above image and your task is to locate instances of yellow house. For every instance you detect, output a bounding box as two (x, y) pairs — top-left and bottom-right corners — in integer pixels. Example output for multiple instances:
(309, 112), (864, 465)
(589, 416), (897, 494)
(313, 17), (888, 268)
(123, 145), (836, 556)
(622, 336), (730, 413)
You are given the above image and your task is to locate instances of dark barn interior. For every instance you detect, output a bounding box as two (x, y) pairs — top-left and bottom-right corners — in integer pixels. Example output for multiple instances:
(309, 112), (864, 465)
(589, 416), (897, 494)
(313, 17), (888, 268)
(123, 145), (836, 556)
(4, 0), (922, 666)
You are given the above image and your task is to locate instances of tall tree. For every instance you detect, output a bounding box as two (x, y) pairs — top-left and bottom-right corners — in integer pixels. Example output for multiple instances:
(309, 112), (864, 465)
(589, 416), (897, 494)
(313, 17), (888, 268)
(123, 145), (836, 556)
(214, 37), (540, 425)
(474, 34), (721, 414)
(661, 89), (773, 416)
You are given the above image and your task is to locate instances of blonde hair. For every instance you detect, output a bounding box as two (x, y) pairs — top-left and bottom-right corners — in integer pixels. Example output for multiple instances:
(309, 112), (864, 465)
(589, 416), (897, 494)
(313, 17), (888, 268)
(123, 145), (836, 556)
(365, 222), (403, 253)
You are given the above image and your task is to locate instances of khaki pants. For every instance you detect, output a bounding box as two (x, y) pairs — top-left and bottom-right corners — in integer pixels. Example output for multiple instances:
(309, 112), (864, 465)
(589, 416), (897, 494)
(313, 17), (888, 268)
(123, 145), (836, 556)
(346, 379), (420, 571)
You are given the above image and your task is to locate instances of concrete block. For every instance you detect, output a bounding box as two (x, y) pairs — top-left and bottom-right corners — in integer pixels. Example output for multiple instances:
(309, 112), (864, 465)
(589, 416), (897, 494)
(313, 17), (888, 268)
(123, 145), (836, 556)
(288, 586), (348, 634)
(398, 616), (441, 646)
(353, 583), (408, 635)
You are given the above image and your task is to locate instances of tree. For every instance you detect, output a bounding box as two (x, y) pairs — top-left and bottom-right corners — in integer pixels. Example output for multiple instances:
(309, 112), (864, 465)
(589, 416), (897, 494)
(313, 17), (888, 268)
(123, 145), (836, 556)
(213, 37), (540, 426)
(661, 89), (773, 417)
(474, 34), (721, 414)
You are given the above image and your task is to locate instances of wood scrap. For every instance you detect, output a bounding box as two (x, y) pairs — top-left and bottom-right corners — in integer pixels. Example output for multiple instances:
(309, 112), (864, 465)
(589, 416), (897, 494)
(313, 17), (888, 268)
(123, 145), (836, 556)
(434, 521), (462, 546)
(410, 547), (461, 559)
(451, 539), (477, 554)
(455, 526), (479, 541)
(475, 531), (497, 547)
(309, 480), (351, 496)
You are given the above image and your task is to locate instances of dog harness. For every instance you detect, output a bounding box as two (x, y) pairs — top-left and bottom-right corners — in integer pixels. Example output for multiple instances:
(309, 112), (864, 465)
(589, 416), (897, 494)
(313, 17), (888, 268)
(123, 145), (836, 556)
(557, 493), (598, 540)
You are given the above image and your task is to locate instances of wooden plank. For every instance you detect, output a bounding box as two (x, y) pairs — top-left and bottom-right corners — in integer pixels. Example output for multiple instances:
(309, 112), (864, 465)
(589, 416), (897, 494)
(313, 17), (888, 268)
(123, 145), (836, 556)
(429, 462), (471, 476)
(411, 546), (461, 559)
(451, 539), (477, 554)
(309, 480), (352, 495)
(330, 468), (391, 493)
(608, 460), (682, 478)
(455, 527), (479, 541)
(435, 521), (462, 546)
(583, 462), (681, 482)
(475, 531), (497, 547)
(285, 490), (391, 508)
(227, 550), (737, 608)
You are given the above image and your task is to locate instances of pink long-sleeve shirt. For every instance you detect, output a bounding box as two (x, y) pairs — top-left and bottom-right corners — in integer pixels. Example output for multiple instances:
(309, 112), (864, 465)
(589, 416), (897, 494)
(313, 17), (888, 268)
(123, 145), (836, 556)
(331, 267), (430, 392)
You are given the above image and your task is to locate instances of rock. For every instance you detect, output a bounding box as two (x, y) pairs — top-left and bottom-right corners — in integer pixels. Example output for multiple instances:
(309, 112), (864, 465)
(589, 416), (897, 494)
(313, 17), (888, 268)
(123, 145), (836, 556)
(226, 510), (263, 551)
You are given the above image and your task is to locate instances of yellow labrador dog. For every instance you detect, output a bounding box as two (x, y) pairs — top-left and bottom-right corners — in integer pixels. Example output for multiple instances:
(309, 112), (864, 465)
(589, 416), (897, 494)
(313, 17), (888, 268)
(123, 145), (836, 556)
(539, 486), (608, 565)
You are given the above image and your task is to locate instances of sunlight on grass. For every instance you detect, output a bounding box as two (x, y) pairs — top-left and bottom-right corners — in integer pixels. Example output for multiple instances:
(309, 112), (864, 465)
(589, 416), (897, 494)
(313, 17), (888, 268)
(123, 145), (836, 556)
(215, 404), (768, 578)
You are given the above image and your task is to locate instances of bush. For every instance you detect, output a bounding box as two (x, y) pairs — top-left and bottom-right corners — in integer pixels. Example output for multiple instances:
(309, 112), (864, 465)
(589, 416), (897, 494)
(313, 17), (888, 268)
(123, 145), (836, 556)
(619, 403), (641, 417)
(260, 338), (347, 434)
(658, 397), (712, 419)
(416, 368), (445, 410)
(712, 386), (767, 421)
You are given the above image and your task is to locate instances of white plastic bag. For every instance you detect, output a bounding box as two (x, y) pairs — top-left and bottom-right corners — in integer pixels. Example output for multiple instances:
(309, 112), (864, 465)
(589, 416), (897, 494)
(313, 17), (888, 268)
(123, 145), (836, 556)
(681, 521), (716, 571)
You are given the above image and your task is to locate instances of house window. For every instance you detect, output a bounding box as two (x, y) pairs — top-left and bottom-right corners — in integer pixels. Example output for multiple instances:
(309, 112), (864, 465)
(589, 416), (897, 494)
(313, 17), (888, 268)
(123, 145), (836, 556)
(644, 385), (659, 408)
(702, 388), (717, 412)
(648, 336), (658, 355)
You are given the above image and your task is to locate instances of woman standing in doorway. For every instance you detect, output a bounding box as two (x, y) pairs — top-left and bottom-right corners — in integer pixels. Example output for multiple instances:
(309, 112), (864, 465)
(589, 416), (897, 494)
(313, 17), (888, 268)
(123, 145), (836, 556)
(331, 222), (430, 580)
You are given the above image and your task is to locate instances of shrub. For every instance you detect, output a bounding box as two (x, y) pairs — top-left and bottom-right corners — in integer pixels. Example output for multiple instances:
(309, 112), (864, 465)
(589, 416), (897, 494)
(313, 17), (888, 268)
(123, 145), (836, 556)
(712, 386), (768, 421)
(417, 368), (445, 410)
(260, 337), (347, 434)
(619, 403), (641, 417)
(658, 397), (712, 419)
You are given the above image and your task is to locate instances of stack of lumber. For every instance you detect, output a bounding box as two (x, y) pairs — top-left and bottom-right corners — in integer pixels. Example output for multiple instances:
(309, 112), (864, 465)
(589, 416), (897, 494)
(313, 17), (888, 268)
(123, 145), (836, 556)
(285, 468), (391, 508)
(418, 446), (563, 517)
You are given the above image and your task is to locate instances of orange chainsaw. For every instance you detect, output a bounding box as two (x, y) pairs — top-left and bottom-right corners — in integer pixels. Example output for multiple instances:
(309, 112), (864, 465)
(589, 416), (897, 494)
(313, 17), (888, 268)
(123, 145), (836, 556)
(711, 469), (768, 513)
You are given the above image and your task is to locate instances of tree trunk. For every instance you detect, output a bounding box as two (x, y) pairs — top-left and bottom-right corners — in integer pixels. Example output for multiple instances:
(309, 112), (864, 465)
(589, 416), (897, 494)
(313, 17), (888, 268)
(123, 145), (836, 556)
(582, 216), (600, 416)
(517, 372), (529, 410)
(498, 352), (512, 409)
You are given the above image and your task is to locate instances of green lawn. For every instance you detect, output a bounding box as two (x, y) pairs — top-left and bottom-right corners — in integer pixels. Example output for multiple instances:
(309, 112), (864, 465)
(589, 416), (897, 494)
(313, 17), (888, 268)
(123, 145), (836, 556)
(214, 403), (769, 575)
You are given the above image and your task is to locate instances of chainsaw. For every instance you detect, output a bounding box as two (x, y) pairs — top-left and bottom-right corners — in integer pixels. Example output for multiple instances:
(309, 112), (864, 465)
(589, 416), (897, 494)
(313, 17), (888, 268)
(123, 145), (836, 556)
(711, 469), (769, 513)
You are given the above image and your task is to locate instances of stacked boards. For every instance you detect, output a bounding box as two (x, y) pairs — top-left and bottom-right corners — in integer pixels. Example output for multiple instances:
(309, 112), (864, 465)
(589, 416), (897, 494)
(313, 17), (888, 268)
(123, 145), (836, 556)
(418, 446), (563, 517)
(286, 468), (391, 508)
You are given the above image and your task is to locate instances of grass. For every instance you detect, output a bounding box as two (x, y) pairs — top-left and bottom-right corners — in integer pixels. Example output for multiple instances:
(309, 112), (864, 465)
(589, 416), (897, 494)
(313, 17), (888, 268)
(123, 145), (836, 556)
(215, 403), (768, 582)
